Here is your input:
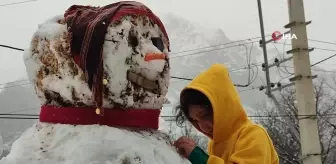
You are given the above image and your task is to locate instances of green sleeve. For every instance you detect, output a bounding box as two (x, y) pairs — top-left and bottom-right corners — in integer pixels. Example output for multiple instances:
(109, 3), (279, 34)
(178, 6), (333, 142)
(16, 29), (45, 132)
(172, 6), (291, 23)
(188, 146), (209, 164)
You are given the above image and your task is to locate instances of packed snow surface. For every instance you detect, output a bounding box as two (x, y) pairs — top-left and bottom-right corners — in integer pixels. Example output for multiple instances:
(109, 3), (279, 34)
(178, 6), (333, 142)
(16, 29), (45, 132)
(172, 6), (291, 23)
(0, 123), (190, 164)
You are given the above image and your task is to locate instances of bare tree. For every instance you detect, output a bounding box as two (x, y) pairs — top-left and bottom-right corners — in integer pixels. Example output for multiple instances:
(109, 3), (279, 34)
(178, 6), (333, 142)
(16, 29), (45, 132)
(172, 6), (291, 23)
(255, 79), (336, 164)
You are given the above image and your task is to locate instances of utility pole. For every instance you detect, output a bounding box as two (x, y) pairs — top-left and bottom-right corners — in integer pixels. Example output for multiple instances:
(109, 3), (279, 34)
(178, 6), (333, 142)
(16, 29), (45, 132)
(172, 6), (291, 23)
(286, 0), (322, 163)
(256, 0), (322, 162)
(256, 0), (302, 154)
(256, 0), (283, 110)
(256, 0), (272, 97)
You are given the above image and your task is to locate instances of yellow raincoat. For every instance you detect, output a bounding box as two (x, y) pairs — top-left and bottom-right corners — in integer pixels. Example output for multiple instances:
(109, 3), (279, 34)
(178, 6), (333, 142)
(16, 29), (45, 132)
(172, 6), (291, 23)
(181, 64), (279, 164)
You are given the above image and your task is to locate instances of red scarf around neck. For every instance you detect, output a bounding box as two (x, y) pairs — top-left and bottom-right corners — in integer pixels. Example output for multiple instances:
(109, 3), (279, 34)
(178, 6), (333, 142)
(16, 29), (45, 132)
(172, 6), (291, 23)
(39, 105), (161, 129)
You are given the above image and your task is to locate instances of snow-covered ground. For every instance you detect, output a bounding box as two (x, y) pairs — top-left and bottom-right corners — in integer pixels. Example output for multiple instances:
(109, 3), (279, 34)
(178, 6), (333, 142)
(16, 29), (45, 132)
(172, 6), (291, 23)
(0, 122), (190, 164)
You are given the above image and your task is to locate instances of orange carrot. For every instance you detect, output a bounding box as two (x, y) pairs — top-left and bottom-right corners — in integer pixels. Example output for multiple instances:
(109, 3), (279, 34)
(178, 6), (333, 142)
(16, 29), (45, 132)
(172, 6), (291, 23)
(144, 53), (166, 61)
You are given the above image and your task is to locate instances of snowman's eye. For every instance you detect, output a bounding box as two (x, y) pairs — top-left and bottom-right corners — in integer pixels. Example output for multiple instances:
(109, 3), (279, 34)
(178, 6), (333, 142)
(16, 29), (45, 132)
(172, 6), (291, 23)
(151, 37), (164, 52)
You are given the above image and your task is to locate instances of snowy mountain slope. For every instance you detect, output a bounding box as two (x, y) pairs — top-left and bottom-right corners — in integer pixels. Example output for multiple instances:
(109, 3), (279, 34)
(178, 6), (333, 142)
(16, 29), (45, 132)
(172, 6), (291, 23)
(161, 14), (268, 115)
(0, 79), (39, 158)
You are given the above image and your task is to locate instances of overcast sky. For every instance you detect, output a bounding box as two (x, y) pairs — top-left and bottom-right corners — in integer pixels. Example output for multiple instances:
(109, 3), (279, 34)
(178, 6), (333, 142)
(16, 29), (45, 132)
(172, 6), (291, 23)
(1, 0), (336, 84)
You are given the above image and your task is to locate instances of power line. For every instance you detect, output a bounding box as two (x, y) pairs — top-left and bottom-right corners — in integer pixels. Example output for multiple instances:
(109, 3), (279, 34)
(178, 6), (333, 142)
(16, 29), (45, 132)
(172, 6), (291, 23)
(0, 117), (38, 119)
(0, 80), (30, 88)
(279, 66), (336, 74)
(0, 82), (30, 89)
(0, 60), (266, 89)
(1, 38), (336, 90)
(311, 54), (336, 67)
(3, 113), (336, 120)
(0, 0), (38, 7)
(0, 76), (333, 120)
(0, 114), (38, 116)
(1, 63), (335, 91)
(161, 114), (336, 118)
(4, 107), (39, 114)
(0, 75), (255, 89)
(1, 37), (335, 57)
(269, 53), (336, 87)
(0, 36), (260, 55)
(3, 60), (336, 91)
(171, 41), (259, 58)
(309, 39), (336, 46)
(0, 44), (24, 51)
(273, 42), (336, 52)
(2, 81), (336, 118)
(170, 36), (266, 55)
(3, 39), (335, 60)
(169, 37), (333, 56)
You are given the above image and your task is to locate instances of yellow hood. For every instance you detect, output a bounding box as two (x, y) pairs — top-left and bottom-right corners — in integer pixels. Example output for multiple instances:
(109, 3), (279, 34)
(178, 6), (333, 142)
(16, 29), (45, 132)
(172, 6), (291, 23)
(181, 64), (248, 142)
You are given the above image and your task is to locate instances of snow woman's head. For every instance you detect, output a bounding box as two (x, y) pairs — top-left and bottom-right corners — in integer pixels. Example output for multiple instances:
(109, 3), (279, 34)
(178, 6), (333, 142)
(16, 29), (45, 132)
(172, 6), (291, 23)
(24, 2), (171, 109)
(175, 89), (214, 138)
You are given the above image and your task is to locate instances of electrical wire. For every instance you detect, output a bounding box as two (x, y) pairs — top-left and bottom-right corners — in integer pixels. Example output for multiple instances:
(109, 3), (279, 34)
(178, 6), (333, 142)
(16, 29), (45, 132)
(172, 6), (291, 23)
(0, 82), (31, 89)
(4, 52), (336, 118)
(0, 44), (24, 51)
(1, 37), (336, 91)
(0, 35), (264, 54)
(228, 41), (258, 87)
(311, 54), (336, 67)
(281, 40), (294, 75)
(272, 42), (293, 78)
(1, 61), (336, 91)
(266, 37), (336, 86)
(239, 43), (251, 86)
(4, 107), (39, 114)
(249, 64), (259, 84)
(3, 82), (336, 119)
(5, 56), (336, 91)
(309, 39), (336, 46)
(272, 53), (336, 86)
(170, 35), (268, 55)
(0, 0), (38, 7)
(170, 41), (260, 58)
(248, 41), (255, 84)
(168, 37), (333, 56)
(273, 42), (336, 52)
(0, 59), (269, 89)
(3, 113), (336, 120)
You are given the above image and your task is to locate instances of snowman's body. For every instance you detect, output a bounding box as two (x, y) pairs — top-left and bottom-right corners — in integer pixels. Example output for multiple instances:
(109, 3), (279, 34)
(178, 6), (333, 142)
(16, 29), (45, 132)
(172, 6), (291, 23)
(1, 2), (189, 164)
(0, 123), (189, 164)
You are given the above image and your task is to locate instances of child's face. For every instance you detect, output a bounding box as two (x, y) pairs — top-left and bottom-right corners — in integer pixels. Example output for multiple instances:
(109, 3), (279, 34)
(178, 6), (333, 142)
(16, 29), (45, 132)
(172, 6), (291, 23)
(188, 105), (213, 138)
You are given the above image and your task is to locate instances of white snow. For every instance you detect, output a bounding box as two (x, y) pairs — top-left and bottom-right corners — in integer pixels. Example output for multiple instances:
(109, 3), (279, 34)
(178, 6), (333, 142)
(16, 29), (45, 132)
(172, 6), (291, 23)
(23, 15), (95, 106)
(35, 15), (66, 40)
(0, 123), (190, 164)
(158, 117), (169, 134)
(41, 75), (93, 104)
(1, 12), (188, 164)
(24, 14), (170, 109)
(103, 16), (170, 109)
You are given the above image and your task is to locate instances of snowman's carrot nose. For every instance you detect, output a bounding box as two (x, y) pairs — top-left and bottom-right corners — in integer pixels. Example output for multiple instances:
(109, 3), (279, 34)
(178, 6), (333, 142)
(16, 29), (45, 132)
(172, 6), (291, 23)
(144, 53), (166, 61)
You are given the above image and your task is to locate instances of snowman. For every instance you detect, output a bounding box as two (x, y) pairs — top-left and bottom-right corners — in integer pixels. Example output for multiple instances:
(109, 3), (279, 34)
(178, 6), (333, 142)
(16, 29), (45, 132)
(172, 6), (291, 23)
(0, 1), (190, 164)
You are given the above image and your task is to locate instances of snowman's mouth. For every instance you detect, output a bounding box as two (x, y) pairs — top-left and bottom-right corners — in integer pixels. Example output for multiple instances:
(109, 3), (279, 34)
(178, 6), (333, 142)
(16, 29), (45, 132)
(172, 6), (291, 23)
(126, 70), (160, 94)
